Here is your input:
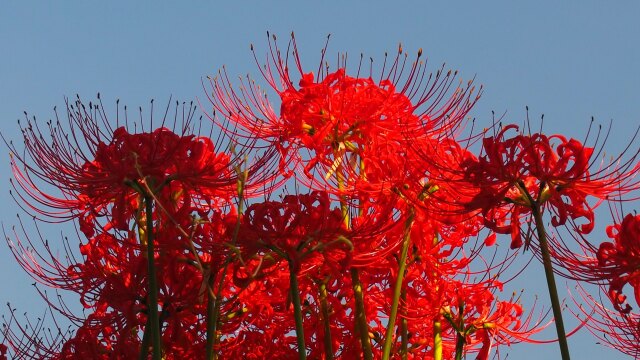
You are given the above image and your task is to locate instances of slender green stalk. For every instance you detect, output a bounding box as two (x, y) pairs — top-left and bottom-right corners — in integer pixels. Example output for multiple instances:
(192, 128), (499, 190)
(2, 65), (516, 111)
(144, 195), (162, 360)
(532, 204), (571, 360)
(446, 302), (466, 360)
(133, 176), (218, 358)
(138, 315), (151, 360)
(206, 283), (219, 360)
(319, 281), (334, 360)
(454, 330), (465, 360)
(382, 210), (415, 360)
(207, 168), (248, 360)
(350, 267), (373, 360)
(334, 163), (371, 359)
(400, 288), (408, 360)
(433, 320), (442, 360)
(290, 263), (307, 360)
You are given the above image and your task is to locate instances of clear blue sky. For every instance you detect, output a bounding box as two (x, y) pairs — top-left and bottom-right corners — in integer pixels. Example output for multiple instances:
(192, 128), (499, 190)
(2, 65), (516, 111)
(1, 1), (638, 359)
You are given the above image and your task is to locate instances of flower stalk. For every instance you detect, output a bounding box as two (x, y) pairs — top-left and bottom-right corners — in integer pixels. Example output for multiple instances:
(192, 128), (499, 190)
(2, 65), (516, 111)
(433, 320), (443, 360)
(290, 262), (307, 360)
(351, 267), (373, 360)
(400, 288), (409, 360)
(143, 194), (162, 360)
(531, 203), (571, 360)
(207, 164), (248, 360)
(319, 281), (334, 360)
(454, 330), (465, 360)
(381, 208), (415, 360)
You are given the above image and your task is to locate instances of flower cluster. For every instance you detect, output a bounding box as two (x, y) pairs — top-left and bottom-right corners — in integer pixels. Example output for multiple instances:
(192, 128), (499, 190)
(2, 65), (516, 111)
(1, 34), (638, 360)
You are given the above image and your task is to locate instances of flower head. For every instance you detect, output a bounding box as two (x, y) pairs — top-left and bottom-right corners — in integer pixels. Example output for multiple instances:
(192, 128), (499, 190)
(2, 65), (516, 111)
(461, 124), (640, 248)
(596, 213), (640, 312)
(206, 33), (480, 195)
(7, 96), (264, 234)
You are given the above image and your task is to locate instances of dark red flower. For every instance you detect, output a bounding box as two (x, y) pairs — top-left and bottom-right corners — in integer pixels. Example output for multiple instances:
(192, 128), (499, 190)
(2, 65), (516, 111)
(239, 191), (349, 275)
(7, 96), (278, 235)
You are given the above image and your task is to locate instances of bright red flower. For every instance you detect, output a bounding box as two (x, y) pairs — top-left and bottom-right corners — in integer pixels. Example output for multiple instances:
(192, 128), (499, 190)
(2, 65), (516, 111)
(574, 284), (640, 358)
(461, 124), (640, 248)
(206, 33), (480, 195)
(599, 215), (640, 268)
(592, 214), (640, 313)
(443, 283), (544, 360)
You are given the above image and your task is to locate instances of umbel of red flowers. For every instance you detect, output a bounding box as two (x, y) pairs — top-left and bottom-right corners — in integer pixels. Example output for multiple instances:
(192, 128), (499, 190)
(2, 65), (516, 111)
(1, 33), (639, 360)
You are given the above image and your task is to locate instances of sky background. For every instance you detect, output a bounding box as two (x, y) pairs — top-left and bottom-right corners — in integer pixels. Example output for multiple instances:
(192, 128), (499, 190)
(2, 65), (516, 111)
(1, 1), (639, 359)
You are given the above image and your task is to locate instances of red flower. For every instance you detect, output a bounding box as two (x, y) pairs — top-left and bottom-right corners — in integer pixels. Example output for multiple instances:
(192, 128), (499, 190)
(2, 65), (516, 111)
(207, 33), (480, 195)
(574, 285), (640, 358)
(4, 97), (261, 358)
(596, 214), (640, 313)
(461, 125), (640, 248)
(568, 213), (640, 314)
(240, 191), (349, 274)
(8, 96), (277, 235)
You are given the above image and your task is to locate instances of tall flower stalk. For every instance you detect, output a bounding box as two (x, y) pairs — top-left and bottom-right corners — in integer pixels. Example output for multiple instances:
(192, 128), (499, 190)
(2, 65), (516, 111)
(381, 208), (414, 360)
(143, 194), (163, 360)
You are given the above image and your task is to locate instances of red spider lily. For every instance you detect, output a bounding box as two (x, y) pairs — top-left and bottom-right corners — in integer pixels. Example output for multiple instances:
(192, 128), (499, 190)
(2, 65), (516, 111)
(351, 201), (542, 358)
(440, 282), (546, 360)
(234, 192), (408, 358)
(596, 213), (640, 313)
(573, 285), (640, 358)
(3, 97), (266, 358)
(237, 191), (408, 274)
(461, 124), (640, 249)
(8, 228), (204, 355)
(557, 213), (640, 313)
(7, 96), (278, 233)
(76, 126), (233, 232)
(4, 206), (245, 359)
(205, 41), (484, 360)
(6, 34), (633, 359)
(397, 269), (545, 359)
(206, 33), (480, 196)
(239, 191), (349, 273)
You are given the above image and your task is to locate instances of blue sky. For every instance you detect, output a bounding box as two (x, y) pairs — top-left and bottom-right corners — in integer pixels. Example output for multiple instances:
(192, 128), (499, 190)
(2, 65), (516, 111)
(1, 1), (638, 358)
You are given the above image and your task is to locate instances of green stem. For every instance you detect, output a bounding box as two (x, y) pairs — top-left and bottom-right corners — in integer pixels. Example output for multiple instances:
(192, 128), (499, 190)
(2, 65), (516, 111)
(206, 281), (219, 360)
(290, 263), (307, 360)
(382, 210), (415, 360)
(144, 195), (162, 360)
(207, 171), (247, 360)
(532, 204), (571, 360)
(400, 288), (408, 360)
(335, 163), (371, 358)
(350, 267), (373, 360)
(139, 315), (151, 360)
(433, 320), (442, 360)
(454, 330), (465, 360)
(319, 281), (334, 360)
